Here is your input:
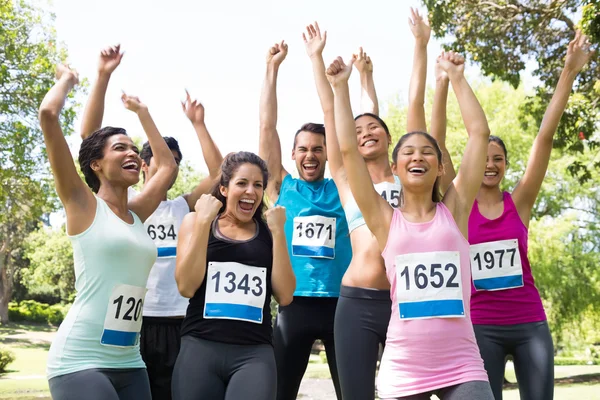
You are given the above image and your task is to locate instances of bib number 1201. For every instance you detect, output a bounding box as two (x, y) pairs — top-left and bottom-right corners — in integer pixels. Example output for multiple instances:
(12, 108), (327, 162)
(113, 295), (143, 322)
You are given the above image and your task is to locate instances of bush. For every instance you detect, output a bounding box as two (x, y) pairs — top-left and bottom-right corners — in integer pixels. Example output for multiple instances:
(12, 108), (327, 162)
(554, 356), (595, 366)
(0, 347), (15, 372)
(8, 300), (68, 325)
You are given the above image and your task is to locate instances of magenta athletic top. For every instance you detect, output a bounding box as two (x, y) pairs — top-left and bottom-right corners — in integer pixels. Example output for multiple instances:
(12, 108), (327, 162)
(468, 192), (546, 325)
(379, 203), (488, 398)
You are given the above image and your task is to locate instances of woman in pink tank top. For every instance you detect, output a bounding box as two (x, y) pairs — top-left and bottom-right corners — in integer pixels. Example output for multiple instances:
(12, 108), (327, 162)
(327, 49), (493, 399)
(431, 32), (594, 400)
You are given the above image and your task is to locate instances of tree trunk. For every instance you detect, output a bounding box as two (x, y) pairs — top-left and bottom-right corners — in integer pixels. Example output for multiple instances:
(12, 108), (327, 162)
(0, 244), (12, 324)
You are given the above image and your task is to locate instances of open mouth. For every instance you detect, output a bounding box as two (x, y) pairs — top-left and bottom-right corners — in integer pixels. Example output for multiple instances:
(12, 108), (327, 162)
(484, 171), (498, 177)
(408, 166), (427, 175)
(122, 160), (140, 172)
(362, 139), (378, 148)
(239, 198), (255, 213)
(303, 162), (319, 173)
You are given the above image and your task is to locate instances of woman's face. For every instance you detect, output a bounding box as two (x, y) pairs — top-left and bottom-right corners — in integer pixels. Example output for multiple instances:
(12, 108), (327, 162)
(482, 141), (507, 188)
(355, 115), (391, 160)
(220, 163), (265, 222)
(92, 134), (142, 188)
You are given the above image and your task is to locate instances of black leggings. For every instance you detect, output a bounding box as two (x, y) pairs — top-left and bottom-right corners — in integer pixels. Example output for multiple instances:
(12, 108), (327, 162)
(172, 335), (276, 400)
(48, 368), (150, 400)
(273, 296), (340, 400)
(474, 321), (554, 400)
(140, 317), (182, 400)
(393, 380), (494, 400)
(334, 285), (391, 400)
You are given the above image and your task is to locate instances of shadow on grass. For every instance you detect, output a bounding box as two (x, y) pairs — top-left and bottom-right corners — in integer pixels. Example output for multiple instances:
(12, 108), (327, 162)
(504, 373), (600, 389)
(0, 337), (50, 350)
(0, 322), (55, 333)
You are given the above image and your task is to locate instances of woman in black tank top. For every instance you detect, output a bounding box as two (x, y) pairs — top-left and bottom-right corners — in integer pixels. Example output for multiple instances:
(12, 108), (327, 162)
(173, 152), (296, 400)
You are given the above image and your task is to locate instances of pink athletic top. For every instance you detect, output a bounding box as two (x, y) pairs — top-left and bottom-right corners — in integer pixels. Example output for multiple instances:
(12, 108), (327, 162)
(469, 192), (546, 325)
(379, 203), (488, 398)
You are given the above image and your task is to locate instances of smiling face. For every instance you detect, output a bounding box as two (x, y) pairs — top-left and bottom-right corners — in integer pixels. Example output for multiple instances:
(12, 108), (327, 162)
(482, 141), (507, 188)
(91, 134), (142, 188)
(355, 115), (392, 160)
(219, 163), (265, 223)
(292, 130), (327, 182)
(392, 133), (443, 195)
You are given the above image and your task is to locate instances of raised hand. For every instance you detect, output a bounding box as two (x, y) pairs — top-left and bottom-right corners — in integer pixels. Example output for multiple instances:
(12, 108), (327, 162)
(565, 30), (595, 73)
(408, 7), (431, 44)
(56, 64), (79, 85)
(303, 22), (327, 58)
(266, 40), (288, 67)
(435, 59), (449, 82)
(182, 90), (205, 125)
(98, 45), (124, 75)
(195, 194), (223, 223)
(121, 92), (147, 113)
(265, 206), (286, 232)
(436, 51), (465, 81)
(326, 56), (356, 87)
(354, 47), (373, 75)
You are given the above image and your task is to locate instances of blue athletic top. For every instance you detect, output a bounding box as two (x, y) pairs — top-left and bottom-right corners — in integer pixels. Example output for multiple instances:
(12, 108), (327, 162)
(275, 174), (351, 297)
(344, 175), (402, 232)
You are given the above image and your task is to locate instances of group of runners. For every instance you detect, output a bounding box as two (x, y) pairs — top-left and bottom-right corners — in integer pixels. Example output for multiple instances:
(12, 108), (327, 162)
(38, 9), (595, 400)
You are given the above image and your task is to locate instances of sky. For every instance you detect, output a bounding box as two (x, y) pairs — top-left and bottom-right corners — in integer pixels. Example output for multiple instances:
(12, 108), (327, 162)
(53, 0), (446, 175)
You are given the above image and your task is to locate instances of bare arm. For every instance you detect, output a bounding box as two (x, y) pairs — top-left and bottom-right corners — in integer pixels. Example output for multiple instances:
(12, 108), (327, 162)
(304, 23), (346, 184)
(430, 64), (455, 194)
(80, 45), (124, 139)
(258, 41), (289, 202)
(39, 65), (96, 235)
(266, 206), (295, 306)
(182, 91), (224, 210)
(328, 57), (393, 250)
(440, 53), (490, 234)
(123, 94), (177, 222)
(175, 195), (222, 298)
(512, 32), (594, 223)
(407, 8), (431, 132)
(355, 47), (379, 115)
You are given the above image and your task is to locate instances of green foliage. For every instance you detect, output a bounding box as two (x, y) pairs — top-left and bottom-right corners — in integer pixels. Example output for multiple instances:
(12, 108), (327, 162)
(168, 161), (207, 200)
(0, 346), (15, 372)
(21, 226), (75, 302)
(8, 300), (68, 325)
(422, 0), (600, 183)
(553, 357), (595, 366)
(0, 0), (82, 322)
(385, 80), (600, 345)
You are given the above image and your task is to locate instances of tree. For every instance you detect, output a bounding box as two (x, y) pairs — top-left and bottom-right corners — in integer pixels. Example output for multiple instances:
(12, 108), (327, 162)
(423, 0), (600, 182)
(21, 226), (75, 303)
(0, 0), (81, 323)
(385, 80), (600, 345)
(168, 161), (207, 200)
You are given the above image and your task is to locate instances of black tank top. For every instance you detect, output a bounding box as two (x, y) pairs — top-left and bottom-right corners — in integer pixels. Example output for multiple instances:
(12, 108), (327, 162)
(180, 216), (274, 345)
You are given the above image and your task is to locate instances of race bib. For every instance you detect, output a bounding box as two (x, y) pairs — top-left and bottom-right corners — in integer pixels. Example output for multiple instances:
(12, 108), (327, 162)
(395, 251), (464, 320)
(292, 216), (336, 259)
(375, 182), (401, 208)
(101, 284), (146, 347)
(204, 261), (267, 324)
(470, 239), (523, 291)
(147, 216), (177, 257)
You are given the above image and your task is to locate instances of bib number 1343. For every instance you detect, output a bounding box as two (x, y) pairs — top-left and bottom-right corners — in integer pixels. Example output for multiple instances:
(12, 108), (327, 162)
(395, 251), (464, 320)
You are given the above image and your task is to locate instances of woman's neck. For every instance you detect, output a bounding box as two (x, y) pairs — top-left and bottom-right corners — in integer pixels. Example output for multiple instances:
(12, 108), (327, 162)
(476, 185), (503, 207)
(365, 153), (394, 184)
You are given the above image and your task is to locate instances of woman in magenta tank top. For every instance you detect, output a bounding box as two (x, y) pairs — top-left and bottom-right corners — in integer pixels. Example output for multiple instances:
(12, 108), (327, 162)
(327, 49), (494, 399)
(432, 32), (594, 400)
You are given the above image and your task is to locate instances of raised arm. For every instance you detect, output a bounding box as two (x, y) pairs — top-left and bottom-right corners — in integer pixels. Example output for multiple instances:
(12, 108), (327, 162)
(440, 52), (490, 235)
(123, 94), (178, 222)
(80, 45), (124, 139)
(303, 23), (346, 184)
(258, 41), (288, 202)
(430, 60), (455, 194)
(39, 65), (96, 235)
(407, 8), (431, 132)
(265, 206), (295, 306)
(512, 31), (594, 222)
(355, 47), (379, 115)
(327, 57), (393, 250)
(181, 90), (224, 210)
(176, 195), (222, 298)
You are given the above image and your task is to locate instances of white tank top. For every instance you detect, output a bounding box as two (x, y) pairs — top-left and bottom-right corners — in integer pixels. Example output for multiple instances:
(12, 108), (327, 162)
(130, 189), (190, 316)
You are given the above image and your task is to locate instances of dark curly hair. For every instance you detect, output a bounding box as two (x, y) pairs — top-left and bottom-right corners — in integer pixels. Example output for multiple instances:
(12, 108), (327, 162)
(78, 127), (130, 193)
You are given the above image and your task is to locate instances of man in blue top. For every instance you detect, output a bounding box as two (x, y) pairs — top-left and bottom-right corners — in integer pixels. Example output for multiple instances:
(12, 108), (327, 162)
(258, 40), (351, 400)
